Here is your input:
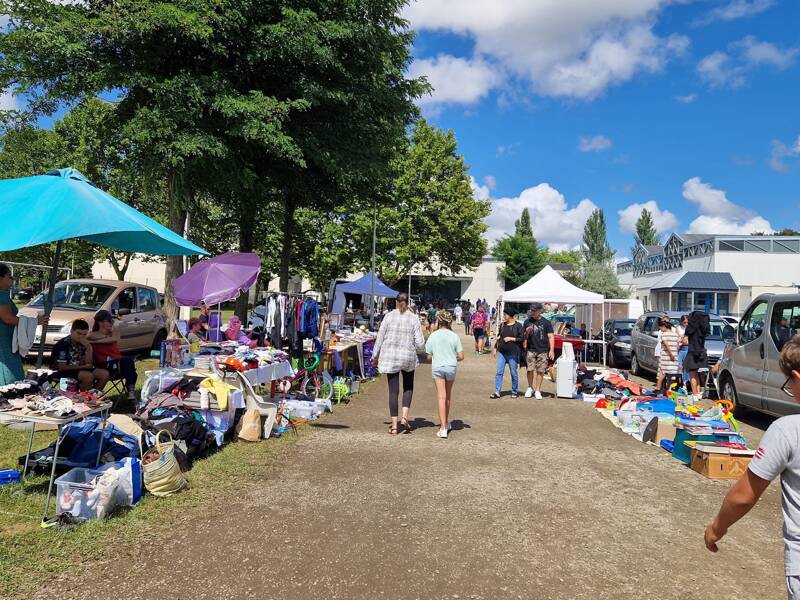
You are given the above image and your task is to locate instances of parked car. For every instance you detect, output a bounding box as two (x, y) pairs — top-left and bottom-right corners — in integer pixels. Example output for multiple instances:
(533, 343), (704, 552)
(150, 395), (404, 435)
(11, 287), (34, 301)
(721, 315), (740, 327)
(19, 279), (167, 356)
(630, 310), (733, 377)
(596, 318), (637, 368)
(717, 294), (800, 417)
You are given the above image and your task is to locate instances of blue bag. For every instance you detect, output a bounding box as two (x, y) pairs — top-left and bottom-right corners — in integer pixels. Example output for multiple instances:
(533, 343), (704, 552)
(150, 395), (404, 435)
(60, 417), (140, 466)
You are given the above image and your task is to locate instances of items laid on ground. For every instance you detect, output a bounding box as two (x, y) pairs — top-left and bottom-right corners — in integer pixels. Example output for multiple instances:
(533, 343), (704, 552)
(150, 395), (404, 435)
(576, 366), (753, 479)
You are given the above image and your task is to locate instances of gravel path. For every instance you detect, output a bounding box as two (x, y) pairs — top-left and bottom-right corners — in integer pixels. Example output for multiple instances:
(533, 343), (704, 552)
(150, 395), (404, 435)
(38, 332), (786, 599)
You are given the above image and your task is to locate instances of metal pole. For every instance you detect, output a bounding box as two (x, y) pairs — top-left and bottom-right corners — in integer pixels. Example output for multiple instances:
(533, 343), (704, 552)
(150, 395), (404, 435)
(370, 202), (377, 329)
(601, 301), (606, 366)
(35, 239), (63, 368)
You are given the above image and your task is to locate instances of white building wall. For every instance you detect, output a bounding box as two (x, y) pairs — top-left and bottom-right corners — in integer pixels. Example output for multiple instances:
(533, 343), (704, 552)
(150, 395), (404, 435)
(713, 252), (800, 287)
(457, 257), (505, 307)
(93, 259), (167, 292)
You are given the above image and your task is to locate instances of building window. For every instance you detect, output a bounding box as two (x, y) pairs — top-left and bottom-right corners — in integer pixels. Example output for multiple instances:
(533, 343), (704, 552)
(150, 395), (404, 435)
(716, 294), (730, 316)
(744, 240), (771, 252)
(718, 240), (744, 252)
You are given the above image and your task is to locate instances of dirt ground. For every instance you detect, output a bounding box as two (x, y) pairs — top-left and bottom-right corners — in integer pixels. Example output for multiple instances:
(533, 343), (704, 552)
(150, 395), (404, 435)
(36, 332), (786, 600)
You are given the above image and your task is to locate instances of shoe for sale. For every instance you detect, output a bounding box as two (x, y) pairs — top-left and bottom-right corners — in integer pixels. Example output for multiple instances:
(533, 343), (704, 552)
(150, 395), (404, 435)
(524, 387), (533, 398)
(437, 428), (448, 439)
(534, 391), (543, 400)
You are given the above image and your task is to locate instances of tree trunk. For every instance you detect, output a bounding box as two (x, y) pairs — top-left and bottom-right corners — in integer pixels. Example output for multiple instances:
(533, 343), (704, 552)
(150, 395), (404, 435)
(163, 172), (187, 338)
(110, 252), (133, 280)
(234, 212), (255, 321)
(278, 196), (296, 292)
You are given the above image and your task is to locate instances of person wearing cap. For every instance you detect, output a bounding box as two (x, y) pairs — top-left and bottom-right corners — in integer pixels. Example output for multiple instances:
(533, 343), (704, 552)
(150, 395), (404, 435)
(425, 310), (464, 439)
(490, 306), (525, 399)
(523, 302), (555, 399)
(88, 310), (138, 400)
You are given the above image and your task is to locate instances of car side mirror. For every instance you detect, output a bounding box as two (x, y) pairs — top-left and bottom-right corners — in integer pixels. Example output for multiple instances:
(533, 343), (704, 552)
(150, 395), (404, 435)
(722, 325), (736, 343)
(117, 308), (132, 317)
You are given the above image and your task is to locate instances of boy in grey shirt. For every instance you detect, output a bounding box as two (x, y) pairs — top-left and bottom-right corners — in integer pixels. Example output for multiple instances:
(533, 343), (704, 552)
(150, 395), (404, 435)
(706, 334), (800, 598)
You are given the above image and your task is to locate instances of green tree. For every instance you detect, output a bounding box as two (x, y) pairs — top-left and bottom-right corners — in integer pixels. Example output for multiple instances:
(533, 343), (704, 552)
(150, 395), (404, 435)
(579, 261), (628, 298)
(631, 207), (659, 253)
(582, 208), (614, 264)
(515, 208), (534, 238)
(0, 0), (426, 328)
(545, 248), (582, 285)
(493, 234), (548, 289)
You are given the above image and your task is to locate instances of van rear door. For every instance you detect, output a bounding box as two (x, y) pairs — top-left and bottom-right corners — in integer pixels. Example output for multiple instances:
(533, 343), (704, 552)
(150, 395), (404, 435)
(763, 299), (800, 416)
(732, 299), (769, 411)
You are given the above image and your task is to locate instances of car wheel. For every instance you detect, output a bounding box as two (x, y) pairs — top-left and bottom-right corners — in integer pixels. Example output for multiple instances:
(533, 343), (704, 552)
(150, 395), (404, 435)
(630, 353), (642, 376)
(721, 377), (746, 417)
(607, 349), (616, 368)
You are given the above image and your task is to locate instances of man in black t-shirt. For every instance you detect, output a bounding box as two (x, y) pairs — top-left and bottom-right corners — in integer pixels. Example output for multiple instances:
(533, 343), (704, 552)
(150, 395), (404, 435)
(523, 302), (555, 399)
(52, 320), (109, 391)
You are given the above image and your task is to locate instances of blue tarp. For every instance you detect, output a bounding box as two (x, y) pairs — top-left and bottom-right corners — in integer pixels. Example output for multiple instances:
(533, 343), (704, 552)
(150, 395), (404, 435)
(0, 168), (207, 256)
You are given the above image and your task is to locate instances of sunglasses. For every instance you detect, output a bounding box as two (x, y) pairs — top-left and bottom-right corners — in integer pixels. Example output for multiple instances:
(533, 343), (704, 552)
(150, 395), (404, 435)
(783, 376), (795, 398)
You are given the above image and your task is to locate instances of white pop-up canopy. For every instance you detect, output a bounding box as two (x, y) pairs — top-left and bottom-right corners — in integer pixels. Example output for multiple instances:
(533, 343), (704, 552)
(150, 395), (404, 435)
(502, 265), (603, 304)
(501, 265), (608, 365)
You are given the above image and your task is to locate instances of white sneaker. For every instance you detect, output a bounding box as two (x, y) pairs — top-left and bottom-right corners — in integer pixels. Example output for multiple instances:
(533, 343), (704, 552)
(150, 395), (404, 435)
(534, 391), (543, 400)
(437, 428), (448, 439)
(524, 387), (534, 398)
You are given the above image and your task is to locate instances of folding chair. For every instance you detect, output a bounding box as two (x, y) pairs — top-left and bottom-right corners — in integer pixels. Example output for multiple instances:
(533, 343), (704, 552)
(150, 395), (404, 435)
(175, 319), (191, 344)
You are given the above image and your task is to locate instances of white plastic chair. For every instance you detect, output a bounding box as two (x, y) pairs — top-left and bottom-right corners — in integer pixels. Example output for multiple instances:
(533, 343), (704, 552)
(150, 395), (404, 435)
(235, 371), (277, 439)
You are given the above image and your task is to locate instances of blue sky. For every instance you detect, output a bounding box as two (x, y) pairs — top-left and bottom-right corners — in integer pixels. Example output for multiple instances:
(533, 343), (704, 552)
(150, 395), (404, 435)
(404, 0), (800, 258)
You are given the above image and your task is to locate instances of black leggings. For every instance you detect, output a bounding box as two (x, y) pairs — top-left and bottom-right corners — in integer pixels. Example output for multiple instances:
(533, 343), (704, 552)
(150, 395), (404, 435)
(387, 370), (415, 418)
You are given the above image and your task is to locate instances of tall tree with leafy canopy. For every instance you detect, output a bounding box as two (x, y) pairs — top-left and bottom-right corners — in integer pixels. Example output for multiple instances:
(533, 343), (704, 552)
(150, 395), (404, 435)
(515, 208), (534, 238)
(582, 208), (615, 264)
(631, 207), (659, 253)
(579, 261), (628, 298)
(0, 0), (425, 327)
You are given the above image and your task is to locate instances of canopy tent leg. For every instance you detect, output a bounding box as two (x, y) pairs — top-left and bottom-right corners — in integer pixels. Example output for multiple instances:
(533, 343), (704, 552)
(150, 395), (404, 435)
(35, 239), (63, 368)
(601, 301), (606, 367)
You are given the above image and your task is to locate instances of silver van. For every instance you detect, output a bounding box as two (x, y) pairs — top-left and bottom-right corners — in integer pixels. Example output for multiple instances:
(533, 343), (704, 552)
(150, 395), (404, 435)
(630, 310), (732, 376)
(718, 294), (800, 416)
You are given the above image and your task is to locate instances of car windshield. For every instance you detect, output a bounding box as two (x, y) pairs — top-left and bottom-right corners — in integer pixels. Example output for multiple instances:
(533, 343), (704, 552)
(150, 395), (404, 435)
(612, 320), (635, 336)
(706, 320), (728, 341)
(29, 282), (114, 311)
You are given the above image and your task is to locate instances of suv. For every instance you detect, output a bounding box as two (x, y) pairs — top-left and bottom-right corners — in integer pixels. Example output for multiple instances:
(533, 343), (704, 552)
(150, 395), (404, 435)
(19, 279), (167, 356)
(718, 294), (800, 417)
(630, 311), (732, 377)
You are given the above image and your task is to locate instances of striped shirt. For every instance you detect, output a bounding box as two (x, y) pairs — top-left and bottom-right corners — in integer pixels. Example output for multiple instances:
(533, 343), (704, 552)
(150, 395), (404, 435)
(373, 309), (425, 374)
(659, 330), (680, 374)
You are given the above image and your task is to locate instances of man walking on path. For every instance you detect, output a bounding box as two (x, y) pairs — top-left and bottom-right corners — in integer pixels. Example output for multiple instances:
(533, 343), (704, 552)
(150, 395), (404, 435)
(523, 302), (555, 399)
(705, 334), (800, 599)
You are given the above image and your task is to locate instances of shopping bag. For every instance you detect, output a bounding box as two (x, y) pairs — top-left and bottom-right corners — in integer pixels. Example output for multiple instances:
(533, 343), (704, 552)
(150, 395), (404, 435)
(138, 430), (187, 497)
(235, 409), (262, 442)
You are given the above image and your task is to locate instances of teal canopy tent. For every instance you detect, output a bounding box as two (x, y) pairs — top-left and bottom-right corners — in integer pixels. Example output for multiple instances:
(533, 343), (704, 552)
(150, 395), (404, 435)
(0, 168), (208, 364)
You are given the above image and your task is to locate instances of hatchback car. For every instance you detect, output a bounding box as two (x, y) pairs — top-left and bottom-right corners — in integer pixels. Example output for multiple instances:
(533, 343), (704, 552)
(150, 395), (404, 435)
(19, 279), (167, 356)
(717, 294), (800, 417)
(630, 310), (733, 377)
(596, 318), (636, 368)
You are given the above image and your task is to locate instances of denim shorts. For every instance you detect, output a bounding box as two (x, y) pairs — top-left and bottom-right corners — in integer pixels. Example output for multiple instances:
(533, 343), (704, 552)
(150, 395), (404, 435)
(432, 366), (457, 381)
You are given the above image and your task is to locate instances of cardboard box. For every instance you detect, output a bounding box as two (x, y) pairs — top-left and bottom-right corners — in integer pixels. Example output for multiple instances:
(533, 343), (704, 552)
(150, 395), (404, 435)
(690, 449), (752, 480)
(656, 420), (676, 445)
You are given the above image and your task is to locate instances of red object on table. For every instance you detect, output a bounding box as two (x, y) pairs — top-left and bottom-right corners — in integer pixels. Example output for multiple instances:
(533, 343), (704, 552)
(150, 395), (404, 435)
(554, 335), (585, 352)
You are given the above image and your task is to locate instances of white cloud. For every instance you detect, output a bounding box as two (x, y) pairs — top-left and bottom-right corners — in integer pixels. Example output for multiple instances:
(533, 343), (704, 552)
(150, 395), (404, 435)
(695, 0), (775, 26)
(698, 36), (798, 88)
(405, 1), (690, 102)
(484, 175), (497, 190)
(578, 135), (613, 153)
(770, 136), (800, 173)
(496, 143), (520, 157)
(0, 88), (21, 111)
(682, 177), (773, 234)
(470, 176), (491, 201)
(484, 182), (597, 250)
(673, 93), (697, 103)
(617, 200), (679, 234)
(408, 54), (503, 107)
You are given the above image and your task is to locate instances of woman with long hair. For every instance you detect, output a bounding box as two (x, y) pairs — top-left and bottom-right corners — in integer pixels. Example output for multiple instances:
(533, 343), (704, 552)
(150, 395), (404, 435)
(88, 310), (139, 400)
(371, 292), (425, 435)
(425, 310), (464, 439)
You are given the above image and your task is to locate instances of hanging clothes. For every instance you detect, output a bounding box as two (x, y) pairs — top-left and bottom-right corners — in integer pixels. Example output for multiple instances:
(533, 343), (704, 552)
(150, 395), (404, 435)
(300, 298), (319, 337)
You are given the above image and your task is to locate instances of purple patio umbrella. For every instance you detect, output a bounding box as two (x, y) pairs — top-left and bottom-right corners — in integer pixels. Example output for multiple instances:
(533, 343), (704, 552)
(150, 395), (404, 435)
(173, 252), (261, 307)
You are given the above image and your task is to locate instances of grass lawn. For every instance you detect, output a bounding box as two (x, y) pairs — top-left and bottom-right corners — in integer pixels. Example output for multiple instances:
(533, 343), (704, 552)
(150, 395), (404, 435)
(0, 357), (316, 598)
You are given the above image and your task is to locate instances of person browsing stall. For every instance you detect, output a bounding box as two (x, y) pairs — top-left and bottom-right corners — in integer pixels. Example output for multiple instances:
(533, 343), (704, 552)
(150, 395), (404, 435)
(656, 317), (679, 391)
(523, 303), (555, 400)
(53, 319), (110, 392)
(490, 307), (525, 399)
(425, 310), (464, 439)
(186, 317), (204, 345)
(705, 334), (800, 599)
(88, 310), (138, 401)
(0, 264), (49, 385)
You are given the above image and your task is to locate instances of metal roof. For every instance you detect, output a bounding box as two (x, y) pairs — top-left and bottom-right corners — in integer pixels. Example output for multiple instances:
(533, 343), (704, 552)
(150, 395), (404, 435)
(643, 245), (664, 254)
(652, 271), (738, 292)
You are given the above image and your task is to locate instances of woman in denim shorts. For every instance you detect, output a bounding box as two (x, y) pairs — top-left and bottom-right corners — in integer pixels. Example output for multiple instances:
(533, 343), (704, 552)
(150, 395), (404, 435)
(425, 310), (464, 439)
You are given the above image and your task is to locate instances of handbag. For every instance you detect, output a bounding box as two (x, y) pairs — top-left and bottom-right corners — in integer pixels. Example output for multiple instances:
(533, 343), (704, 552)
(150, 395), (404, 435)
(138, 430), (187, 497)
(235, 408), (262, 442)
